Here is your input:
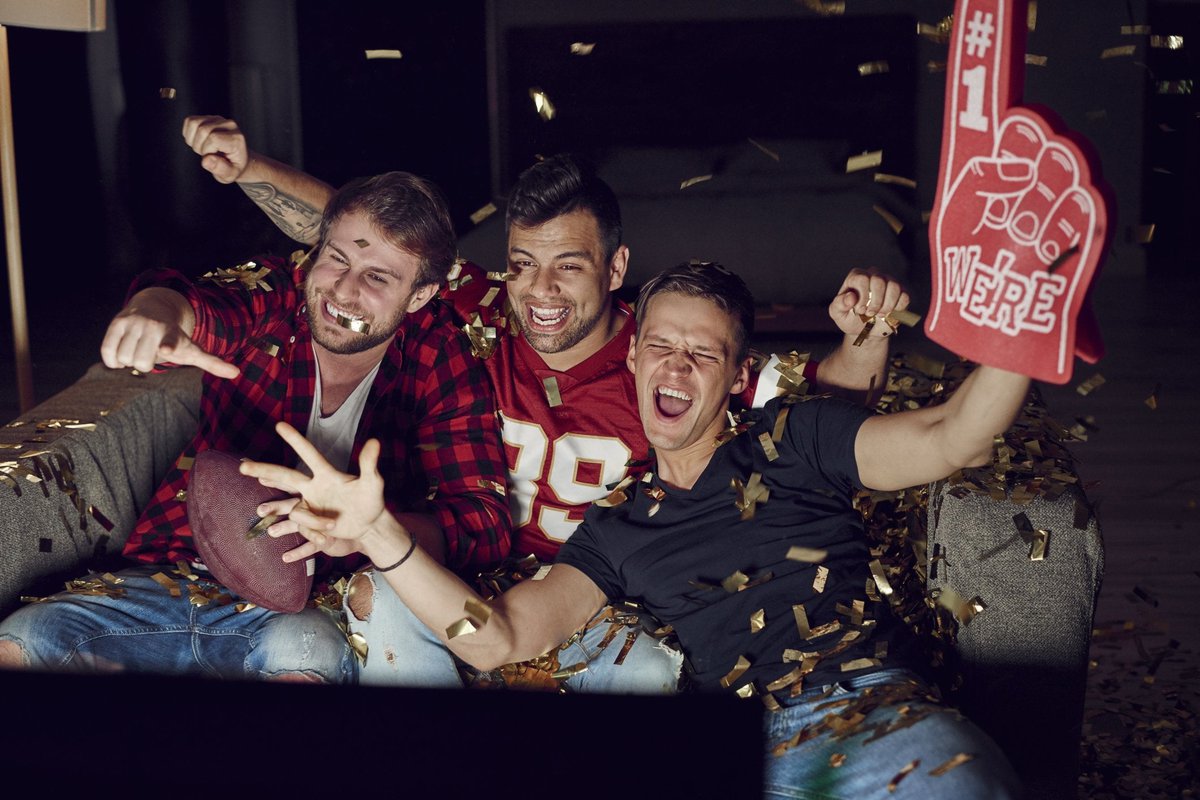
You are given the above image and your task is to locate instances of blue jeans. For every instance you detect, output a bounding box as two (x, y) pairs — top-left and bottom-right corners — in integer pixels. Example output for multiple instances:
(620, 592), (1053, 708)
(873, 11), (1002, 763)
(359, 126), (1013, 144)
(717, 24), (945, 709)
(763, 669), (1021, 799)
(0, 565), (355, 682)
(346, 569), (682, 693)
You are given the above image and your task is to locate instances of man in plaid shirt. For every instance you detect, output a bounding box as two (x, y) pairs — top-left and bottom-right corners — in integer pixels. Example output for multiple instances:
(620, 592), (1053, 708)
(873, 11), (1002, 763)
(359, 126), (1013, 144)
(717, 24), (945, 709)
(173, 116), (907, 694)
(0, 172), (510, 682)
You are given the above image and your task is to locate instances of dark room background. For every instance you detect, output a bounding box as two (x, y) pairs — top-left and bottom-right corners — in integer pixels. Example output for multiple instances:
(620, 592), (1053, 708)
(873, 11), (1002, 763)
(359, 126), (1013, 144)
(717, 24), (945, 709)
(0, 0), (1196, 420)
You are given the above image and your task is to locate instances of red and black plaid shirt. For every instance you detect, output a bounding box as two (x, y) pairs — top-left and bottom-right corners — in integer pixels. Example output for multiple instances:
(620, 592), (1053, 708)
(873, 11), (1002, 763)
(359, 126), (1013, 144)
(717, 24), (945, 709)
(122, 255), (511, 575)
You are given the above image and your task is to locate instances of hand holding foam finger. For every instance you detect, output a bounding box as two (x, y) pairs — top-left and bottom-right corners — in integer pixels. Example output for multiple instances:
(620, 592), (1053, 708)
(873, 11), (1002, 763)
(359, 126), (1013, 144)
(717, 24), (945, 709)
(926, 0), (1109, 384)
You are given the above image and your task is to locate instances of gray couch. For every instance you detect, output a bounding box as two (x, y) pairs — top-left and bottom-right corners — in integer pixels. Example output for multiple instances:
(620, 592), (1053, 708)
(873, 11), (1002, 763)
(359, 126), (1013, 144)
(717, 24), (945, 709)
(0, 361), (1101, 798)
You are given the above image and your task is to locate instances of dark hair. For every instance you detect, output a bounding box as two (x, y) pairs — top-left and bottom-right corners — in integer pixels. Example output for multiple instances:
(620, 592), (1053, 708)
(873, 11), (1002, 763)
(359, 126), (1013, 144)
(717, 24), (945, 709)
(319, 171), (457, 289)
(635, 262), (756, 361)
(506, 154), (622, 263)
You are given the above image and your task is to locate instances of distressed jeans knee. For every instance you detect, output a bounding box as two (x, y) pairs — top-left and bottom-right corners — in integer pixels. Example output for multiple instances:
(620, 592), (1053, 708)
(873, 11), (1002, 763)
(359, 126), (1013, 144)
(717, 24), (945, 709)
(0, 637), (28, 669)
(346, 570), (376, 623)
(345, 569), (462, 688)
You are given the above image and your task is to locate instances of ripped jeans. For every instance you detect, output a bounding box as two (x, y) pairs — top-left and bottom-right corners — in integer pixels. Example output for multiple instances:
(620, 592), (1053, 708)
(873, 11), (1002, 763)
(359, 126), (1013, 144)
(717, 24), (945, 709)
(763, 668), (1021, 799)
(0, 565), (355, 683)
(346, 569), (683, 693)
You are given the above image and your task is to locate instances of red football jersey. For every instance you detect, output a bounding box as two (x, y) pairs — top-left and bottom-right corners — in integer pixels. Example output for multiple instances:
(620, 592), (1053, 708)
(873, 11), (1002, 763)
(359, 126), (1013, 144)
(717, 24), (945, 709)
(443, 261), (817, 561)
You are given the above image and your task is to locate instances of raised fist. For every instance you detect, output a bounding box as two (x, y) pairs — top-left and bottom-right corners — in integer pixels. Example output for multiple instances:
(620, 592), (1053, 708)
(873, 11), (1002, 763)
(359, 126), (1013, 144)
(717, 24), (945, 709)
(926, 0), (1109, 383)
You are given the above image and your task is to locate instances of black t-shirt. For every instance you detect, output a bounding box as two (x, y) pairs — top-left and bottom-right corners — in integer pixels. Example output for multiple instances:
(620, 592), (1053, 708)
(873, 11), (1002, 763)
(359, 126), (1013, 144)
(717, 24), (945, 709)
(556, 395), (912, 697)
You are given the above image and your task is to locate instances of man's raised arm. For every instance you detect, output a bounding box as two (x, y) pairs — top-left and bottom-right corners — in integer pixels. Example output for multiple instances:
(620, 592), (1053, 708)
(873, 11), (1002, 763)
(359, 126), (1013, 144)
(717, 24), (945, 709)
(182, 115), (334, 244)
(854, 364), (1030, 492)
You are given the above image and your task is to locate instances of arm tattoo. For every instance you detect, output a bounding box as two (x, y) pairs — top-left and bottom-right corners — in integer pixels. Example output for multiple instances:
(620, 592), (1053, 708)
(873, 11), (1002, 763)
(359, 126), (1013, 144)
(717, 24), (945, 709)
(240, 182), (322, 243)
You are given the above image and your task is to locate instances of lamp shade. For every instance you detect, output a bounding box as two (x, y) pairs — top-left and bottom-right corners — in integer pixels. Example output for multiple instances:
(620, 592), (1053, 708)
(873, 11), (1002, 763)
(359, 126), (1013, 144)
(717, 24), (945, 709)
(0, 0), (105, 32)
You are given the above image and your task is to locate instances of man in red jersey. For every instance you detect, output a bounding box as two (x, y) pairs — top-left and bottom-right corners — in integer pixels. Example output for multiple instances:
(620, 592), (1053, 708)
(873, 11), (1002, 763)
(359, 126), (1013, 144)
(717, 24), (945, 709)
(182, 116), (909, 691)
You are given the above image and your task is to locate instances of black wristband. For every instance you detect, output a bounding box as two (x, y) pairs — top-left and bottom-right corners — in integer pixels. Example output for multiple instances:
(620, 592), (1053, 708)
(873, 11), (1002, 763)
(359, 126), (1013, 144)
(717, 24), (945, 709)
(373, 533), (417, 572)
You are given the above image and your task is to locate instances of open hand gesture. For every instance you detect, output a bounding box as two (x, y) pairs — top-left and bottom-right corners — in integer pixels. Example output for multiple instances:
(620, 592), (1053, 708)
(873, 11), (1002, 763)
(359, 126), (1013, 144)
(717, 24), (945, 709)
(239, 422), (389, 563)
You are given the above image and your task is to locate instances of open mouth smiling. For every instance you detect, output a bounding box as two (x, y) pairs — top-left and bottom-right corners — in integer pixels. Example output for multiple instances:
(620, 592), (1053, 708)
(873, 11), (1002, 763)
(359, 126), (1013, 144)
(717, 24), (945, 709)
(324, 300), (370, 334)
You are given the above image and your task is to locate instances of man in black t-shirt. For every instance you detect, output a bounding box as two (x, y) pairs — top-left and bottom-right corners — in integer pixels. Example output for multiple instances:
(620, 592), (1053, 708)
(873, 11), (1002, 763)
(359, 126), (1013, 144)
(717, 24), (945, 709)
(244, 262), (1025, 798)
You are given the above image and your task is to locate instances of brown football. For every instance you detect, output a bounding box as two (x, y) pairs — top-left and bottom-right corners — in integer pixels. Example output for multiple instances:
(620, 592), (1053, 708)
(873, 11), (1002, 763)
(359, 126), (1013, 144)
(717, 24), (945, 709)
(187, 449), (314, 613)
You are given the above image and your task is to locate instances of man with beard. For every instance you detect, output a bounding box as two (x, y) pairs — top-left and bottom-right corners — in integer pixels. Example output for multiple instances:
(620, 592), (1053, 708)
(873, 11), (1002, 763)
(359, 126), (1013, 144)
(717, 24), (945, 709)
(0, 172), (510, 681)
(182, 117), (907, 692)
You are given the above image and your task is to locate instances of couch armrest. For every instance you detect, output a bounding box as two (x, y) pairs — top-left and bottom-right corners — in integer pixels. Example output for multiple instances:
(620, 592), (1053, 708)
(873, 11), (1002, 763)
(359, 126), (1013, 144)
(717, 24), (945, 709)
(0, 365), (201, 616)
(928, 480), (1103, 799)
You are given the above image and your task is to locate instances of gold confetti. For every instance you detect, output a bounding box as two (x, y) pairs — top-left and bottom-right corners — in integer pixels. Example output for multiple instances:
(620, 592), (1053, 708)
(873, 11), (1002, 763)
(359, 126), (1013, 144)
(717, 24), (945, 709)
(1046, 244), (1080, 273)
(1101, 44), (1137, 58)
(333, 312), (368, 333)
(529, 87), (556, 120)
(680, 174), (713, 190)
(1156, 80), (1192, 94)
(177, 455), (194, 471)
(872, 204), (903, 235)
(747, 138), (780, 161)
(719, 654), (751, 689)
(853, 317), (876, 347)
(614, 629), (638, 665)
(935, 585), (986, 624)
(800, 0), (844, 15)
(874, 173), (916, 189)
(758, 432), (780, 462)
(766, 666), (804, 692)
(750, 608), (766, 633)
(841, 657), (881, 672)
(464, 597), (492, 626)
(569, 42), (595, 55)
(792, 604), (812, 638)
(245, 514), (277, 541)
(1121, 24), (1152, 35)
(348, 632), (368, 663)
(722, 570), (750, 593)
(887, 308), (922, 328)
(813, 566), (829, 593)
(1149, 35), (1184, 49)
(446, 617), (478, 639)
(929, 753), (975, 777)
(887, 760), (920, 792)
(150, 572), (181, 597)
(1027, 0), (1038, 30)
(786, 546), (827, 563)
(470, 202), (497, 225)
(479, 287), (500, 307)
(735, 684), (756, 699)
(868, 559), (895, 597)
(543, 376), (563, 408)
(365, 49), (403, 59)
(772, 405), (791, 442)
(926, 60), (947, 73)
(731, 472), (770, 520)
(857, 60), (889, 76)
(1145, 383), (1161, 410)
(1025, 54), (1048, 66)
(1075, 373), (1106, 396)
(476, 478), (507, 496)
(485, 270), (516, 282)
(550, 662), (588, 681)
(1029, 529), (1049, 561)
(159, 87), (176, 99)
(830, 753), (846, 768)
(846, 150), (883, 173)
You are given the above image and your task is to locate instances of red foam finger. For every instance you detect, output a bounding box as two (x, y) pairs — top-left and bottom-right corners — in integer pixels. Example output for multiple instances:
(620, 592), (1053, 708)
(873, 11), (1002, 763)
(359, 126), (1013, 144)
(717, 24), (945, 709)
(927, 0), (1110, 384)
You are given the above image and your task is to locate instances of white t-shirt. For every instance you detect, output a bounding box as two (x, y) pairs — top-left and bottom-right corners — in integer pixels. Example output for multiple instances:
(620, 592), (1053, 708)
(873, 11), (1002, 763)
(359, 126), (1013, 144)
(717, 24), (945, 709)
(306, 347), (381, 472)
